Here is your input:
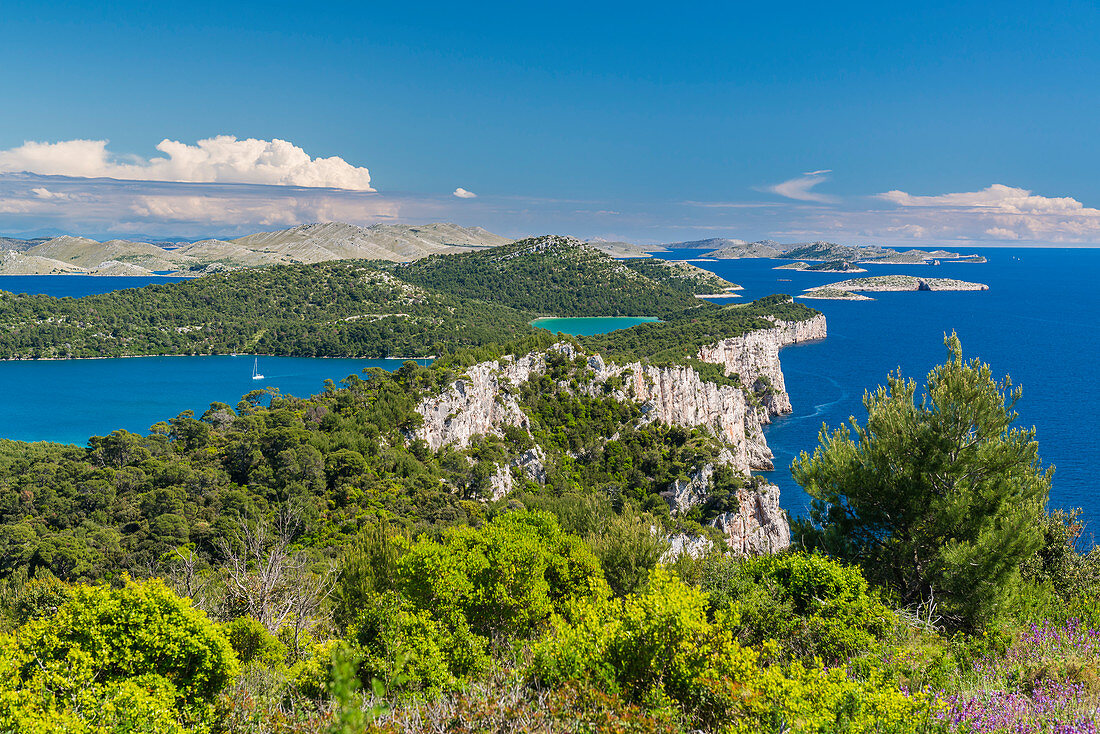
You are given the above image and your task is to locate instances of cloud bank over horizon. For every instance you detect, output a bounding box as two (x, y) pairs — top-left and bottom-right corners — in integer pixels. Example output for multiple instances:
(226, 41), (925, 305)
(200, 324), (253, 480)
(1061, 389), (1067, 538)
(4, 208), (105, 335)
(0, 136), (375, 191)
(1, 139), (1099, 245)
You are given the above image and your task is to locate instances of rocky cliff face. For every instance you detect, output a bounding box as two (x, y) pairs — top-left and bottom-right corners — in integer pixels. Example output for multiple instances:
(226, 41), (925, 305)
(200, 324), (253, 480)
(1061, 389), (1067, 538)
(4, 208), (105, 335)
(414, 354), (539, 451)
(411, 316), (825, 555)
(696, 314), (827, 416)
(710, 483), (791, 554)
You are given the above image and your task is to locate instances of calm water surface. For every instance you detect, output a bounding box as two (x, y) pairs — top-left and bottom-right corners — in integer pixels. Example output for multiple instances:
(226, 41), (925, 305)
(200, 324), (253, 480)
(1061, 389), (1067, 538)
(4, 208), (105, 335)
(532, 316), (660, 336)
(0, 274), (187, 297)
(0, 356), (430, 445)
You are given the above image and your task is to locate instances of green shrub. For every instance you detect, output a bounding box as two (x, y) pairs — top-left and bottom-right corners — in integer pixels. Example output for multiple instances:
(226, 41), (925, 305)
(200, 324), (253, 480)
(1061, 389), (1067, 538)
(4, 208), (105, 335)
(587, 508), (669, 597)
(699, 552), (899, 664)
(0, 577), (237, 730)
(223, 616), (288, 668)
(532, 568), (757, 726)
(397, 510), (606, 639)
(348, 591), (489, 695)
(9, 572), (72, 627)
(531, 568), (935, 732)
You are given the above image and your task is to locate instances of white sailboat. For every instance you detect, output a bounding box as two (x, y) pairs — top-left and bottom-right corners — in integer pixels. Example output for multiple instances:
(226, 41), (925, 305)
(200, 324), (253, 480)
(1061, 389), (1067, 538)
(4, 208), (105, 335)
(252, 358), (264, 380)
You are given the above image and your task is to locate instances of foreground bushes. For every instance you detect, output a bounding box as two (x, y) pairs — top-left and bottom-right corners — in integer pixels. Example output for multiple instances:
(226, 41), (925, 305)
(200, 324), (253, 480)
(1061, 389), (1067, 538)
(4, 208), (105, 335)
(690, 551), (900, 665)
(533, 568), (937, 733)
(0, 578), (237, 733)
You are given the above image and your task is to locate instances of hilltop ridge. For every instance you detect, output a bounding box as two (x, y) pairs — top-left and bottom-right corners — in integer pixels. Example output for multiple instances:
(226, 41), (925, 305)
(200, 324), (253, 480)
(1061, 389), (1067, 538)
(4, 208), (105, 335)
(398, 235), (736, 317)
(0, 222), (512, 276)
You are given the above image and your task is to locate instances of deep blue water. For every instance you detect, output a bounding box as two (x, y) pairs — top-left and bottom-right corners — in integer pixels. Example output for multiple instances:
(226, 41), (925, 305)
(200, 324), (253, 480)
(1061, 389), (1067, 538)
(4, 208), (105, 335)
(659, 249), (1100, 525)
(0, 356), (430, 445)
(0, 275), (187, 298)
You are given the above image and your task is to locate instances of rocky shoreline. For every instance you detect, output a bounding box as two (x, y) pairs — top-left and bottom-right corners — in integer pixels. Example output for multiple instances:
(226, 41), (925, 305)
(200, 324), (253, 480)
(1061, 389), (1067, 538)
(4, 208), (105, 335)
(803, 274), (989, 299)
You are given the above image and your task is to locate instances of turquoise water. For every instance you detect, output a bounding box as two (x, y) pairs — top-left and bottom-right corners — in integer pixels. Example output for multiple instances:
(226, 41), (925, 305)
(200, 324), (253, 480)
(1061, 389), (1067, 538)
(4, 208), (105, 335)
(660, 248), (1100, 526)
(532, 316), (660, 336)
(0, 356), (430, 445)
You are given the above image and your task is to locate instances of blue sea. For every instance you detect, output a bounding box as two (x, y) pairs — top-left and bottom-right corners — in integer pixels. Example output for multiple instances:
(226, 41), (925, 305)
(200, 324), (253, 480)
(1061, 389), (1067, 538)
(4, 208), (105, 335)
(659, 249), (1100, 526)
(0, 274), (187, 298)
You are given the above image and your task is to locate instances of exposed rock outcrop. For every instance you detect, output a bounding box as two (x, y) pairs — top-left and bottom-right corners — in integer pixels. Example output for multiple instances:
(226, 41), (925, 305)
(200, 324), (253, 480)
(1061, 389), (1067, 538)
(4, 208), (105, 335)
(664, 533), (715, 561)
(697, 314), (827, 416)
(414, 317), (826, 476)
(414, 353), (539, 450)
(709, 483), (791, 554)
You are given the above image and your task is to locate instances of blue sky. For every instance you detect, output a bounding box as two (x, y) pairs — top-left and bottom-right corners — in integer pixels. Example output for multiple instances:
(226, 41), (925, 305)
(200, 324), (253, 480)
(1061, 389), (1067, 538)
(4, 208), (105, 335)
(2, 0), (1099, 244)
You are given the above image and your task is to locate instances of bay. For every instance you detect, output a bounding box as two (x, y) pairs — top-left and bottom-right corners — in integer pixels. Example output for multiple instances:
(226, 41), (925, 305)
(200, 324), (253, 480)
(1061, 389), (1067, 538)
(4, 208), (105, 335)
(0, 356), (430, 446)
(0, 274), (187, 298)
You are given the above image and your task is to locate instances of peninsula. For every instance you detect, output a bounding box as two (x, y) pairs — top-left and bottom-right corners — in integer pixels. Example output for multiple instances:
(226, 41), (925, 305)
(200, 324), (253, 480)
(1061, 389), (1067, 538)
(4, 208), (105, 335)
(0, 236), (741, 360)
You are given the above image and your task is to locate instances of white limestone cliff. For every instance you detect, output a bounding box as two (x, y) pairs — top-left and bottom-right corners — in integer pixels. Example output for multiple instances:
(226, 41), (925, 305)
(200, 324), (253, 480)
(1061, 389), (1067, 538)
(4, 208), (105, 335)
(709, 483), (791, 554)
(410, 316), (826, 555)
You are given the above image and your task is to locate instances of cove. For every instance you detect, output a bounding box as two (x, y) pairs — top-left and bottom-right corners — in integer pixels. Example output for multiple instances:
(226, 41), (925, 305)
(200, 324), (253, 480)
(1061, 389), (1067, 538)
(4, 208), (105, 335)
(531, 316), (660, 336)
(0, 355), (430, 446)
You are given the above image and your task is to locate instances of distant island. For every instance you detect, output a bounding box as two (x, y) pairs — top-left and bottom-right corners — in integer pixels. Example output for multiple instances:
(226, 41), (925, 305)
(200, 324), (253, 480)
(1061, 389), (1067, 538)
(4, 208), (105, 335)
(703, 240), (973, 264)
(800, 274), (990, 300)
(571, 235), (991, 265)
(0, 224), (994, 277)
(774, 260), (867, 273)
(0, 222), (511, 276)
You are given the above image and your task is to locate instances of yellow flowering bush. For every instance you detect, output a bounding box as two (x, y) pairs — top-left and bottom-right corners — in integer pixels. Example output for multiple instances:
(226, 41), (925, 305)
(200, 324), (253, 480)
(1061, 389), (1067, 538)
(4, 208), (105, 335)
(0, 577), (237, 733)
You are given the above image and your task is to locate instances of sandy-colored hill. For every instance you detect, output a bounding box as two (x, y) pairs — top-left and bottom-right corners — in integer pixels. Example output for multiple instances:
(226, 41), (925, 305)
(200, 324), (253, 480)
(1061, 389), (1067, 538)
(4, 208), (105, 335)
(28, 236), (187, 272)
(172, 239), (288, 267)
(11, 223), (515, 276)
(0, 250), (89, 275)
(232, 222), (511, 263)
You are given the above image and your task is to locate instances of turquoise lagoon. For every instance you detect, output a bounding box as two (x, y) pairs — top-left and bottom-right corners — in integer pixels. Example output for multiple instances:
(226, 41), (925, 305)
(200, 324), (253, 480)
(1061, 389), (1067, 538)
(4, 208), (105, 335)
(532, 316), (659, 336)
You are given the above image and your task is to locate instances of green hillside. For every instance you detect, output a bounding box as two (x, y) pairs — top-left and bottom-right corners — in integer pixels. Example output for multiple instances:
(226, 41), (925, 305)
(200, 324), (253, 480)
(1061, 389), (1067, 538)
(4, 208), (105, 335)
(398, 235), (732, 317)
(0, 236), (749, 360)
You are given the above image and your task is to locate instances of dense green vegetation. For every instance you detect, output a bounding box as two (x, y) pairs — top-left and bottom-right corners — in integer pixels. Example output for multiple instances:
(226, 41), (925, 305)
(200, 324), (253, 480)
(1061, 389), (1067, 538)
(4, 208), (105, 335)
(1, 330), (1098, 733)
(0, 237), (786, 360)
(398, 235), (729, 318)
(0, 346), (740, 583)
(0, 261), (533, 359)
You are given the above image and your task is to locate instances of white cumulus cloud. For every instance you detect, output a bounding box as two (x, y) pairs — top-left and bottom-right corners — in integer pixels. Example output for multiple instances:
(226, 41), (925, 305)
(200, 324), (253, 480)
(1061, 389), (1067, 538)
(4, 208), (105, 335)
(453, 187), (477, 199)
(879, 184), (1091, 214)
(877, 184), (1100, 241)
(30, 187), (70, 200)
(766, 171), (837, 204)
(0, 136), (375, 191)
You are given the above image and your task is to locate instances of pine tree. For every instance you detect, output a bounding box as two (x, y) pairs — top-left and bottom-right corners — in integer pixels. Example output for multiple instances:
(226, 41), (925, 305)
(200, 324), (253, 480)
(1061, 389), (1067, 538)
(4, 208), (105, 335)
(793, 333), (1052, 629)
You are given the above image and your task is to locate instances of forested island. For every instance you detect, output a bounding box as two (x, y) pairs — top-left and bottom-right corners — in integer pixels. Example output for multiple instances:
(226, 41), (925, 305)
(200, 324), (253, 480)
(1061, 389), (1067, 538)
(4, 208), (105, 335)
(0, 236), (737, 359)
(0, 234), (1094, 734)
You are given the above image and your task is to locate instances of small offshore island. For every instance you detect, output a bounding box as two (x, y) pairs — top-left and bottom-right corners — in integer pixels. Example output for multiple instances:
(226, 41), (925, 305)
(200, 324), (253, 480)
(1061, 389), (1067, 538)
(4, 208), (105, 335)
(800, 274), (990, 300)
(774, 259), (867, 273)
